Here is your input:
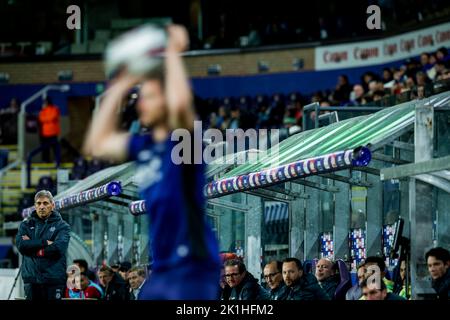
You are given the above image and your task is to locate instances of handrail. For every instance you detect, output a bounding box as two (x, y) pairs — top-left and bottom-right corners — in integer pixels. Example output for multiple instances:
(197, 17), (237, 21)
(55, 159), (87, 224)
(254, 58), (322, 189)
(21, 180), (122, 219)
(18, 84), (70, 190)
(128, 146), (372, 214)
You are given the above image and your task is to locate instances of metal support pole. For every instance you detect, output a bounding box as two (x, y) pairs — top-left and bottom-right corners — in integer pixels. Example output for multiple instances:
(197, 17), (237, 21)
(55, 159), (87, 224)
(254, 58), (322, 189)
(333, 170), (351, 259)
(289, 182), (305, 259)
(410, 102), (435, 299)
(244, 193), (263, 281)
(304, 176), (320, 260)
(366, 160), (383, 256)
(18, 85), (70, 190)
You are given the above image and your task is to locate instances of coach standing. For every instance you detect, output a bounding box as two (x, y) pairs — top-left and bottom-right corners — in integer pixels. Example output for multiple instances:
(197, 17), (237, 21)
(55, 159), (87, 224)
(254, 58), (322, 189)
(16, 190), (71, 300)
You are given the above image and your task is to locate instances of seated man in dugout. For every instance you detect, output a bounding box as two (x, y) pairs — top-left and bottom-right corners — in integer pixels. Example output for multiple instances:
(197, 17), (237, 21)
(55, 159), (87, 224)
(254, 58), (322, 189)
(263, 260), (287, 300)
(223, 259), (269, 300)
(282, 257), (330, 300)
(361, 278), (405, 301)
(315, 258), (340, 299)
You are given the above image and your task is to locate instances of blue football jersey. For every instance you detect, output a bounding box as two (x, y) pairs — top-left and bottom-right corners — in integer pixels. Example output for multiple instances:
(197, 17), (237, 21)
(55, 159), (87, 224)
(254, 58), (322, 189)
(128, 133), (221, 272)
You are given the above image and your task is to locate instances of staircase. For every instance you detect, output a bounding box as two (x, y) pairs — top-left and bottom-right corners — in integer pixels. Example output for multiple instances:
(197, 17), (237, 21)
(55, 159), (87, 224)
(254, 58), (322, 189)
(0, 144), (73, 235)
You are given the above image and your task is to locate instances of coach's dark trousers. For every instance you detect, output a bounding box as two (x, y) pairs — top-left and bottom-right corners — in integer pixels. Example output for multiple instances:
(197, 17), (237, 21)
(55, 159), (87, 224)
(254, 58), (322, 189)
(24, 283), (65, 300)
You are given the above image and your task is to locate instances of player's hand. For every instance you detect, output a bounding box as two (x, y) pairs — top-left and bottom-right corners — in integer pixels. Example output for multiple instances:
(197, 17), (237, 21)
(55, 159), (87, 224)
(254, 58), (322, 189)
(22, 235), (30, 241)
(47, 240), (54, 245)
(167, 24), (189, 53)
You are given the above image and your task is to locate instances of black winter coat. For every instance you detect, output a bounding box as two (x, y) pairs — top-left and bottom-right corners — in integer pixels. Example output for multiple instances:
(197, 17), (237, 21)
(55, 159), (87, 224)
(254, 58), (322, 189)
(228, 272), (269, 300)
(285, 273), (331, 300)
(16, 211), (71, 285)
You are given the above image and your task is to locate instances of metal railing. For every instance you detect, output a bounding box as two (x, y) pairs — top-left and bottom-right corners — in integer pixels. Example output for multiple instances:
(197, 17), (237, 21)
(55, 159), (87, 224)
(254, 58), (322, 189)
(17, 84), (70, 190)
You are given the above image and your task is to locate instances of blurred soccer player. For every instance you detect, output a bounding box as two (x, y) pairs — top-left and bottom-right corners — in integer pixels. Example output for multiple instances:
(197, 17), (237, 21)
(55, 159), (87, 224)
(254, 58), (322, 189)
(83, 25), (221, 299)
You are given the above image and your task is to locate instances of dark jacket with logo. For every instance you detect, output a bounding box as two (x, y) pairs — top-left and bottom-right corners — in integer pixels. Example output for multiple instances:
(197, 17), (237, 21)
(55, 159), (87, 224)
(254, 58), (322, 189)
(269, 282), (288, 300)
(432, 268), (450, 300)
(103, 273), (130, 301)
(285, 273), (331, 300)
(16, 210), (71, 285)
(228, 272), (270, 300)
(319, 274), (340, 299)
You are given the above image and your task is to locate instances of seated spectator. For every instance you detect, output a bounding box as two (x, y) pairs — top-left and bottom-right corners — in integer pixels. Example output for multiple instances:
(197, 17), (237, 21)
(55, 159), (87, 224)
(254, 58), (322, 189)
(364, 256), (394, 293)
(315, 258), (339, 299)
(436, 47), (450, 67)
(349, 84), (365, 105)
(223, 259), (269, 300)
(263, 260), (287, 300)
(219, 253), (239, 300)
(420, 52), (433, 72)
(382, 68), (394, 84)
(128, 267), (146, 300)
(425, 247), (450, 300)
(416, 71), (432, 87)
(333, 74), (352, 103)
(361, 278), (405, 300)
(393, 260), (411, 299)
(65, 272), (104, 299)
(282, 257), (330, 300)
(118, 261), (132, 282)
(373, 90), (386, 102)
(346, 263), (366, 300)
(73, 259), (97, 282)
(98, 266), (129, 300)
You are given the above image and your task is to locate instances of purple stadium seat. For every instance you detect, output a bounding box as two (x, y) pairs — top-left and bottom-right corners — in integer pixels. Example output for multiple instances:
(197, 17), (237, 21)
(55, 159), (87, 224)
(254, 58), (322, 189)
(334, 259), (352, 300)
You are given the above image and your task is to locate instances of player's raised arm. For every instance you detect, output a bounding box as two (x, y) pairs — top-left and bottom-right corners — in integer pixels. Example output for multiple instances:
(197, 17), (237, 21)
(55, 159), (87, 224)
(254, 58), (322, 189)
(165, 25), (195, 131)
(83, 75), (138, 162)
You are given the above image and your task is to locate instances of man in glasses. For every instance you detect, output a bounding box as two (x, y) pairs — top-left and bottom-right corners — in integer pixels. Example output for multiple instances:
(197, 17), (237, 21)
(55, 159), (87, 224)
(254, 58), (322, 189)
(223, 259), (269, 300)
(263, 260), (287, 300)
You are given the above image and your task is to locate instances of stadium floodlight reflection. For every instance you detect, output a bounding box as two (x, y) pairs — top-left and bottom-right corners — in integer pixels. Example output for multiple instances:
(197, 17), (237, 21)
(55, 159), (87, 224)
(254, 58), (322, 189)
(128, 146), (372, 215)
(21, 181), (122, 219)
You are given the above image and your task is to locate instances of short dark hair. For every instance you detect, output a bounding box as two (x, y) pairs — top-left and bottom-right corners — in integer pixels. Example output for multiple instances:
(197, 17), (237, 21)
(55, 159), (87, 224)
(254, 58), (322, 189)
(360, 278), (387, 291)
(265, 260), (282, 273)
(73, 259), (88, 271)
(282, 258), (303, 271)
(98, 266), (114, 276)
(425, 247), (450, 264)
(365, 256), (386, 272)
(224, 259), (246, 274)
(357, 263), (365, 270)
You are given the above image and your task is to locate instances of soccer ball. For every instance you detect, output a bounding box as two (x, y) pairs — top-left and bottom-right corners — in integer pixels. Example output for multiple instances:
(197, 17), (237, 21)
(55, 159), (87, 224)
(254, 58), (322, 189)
(104, 24), (167, 78)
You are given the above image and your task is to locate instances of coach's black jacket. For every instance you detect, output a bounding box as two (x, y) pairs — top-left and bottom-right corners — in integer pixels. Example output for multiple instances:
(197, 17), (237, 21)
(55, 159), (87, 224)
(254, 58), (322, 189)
(16, 210), (71, 285)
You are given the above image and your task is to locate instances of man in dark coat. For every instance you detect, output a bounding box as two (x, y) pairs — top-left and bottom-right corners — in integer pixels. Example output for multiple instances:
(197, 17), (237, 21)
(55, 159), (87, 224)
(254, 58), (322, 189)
(223, 259), (269, 300)
(98, 265), (129, 300)
(426, 247), (450, 300)
(16, 190), (71, 300)
(282, 257), (330, 300)
(263, 260), (287, 300)
(315, 258), (340, 299)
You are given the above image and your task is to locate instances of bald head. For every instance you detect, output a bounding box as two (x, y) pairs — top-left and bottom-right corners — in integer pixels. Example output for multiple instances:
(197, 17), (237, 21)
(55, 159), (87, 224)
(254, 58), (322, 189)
(353, 84), (364, 99)
(315, 258), (335, 282)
